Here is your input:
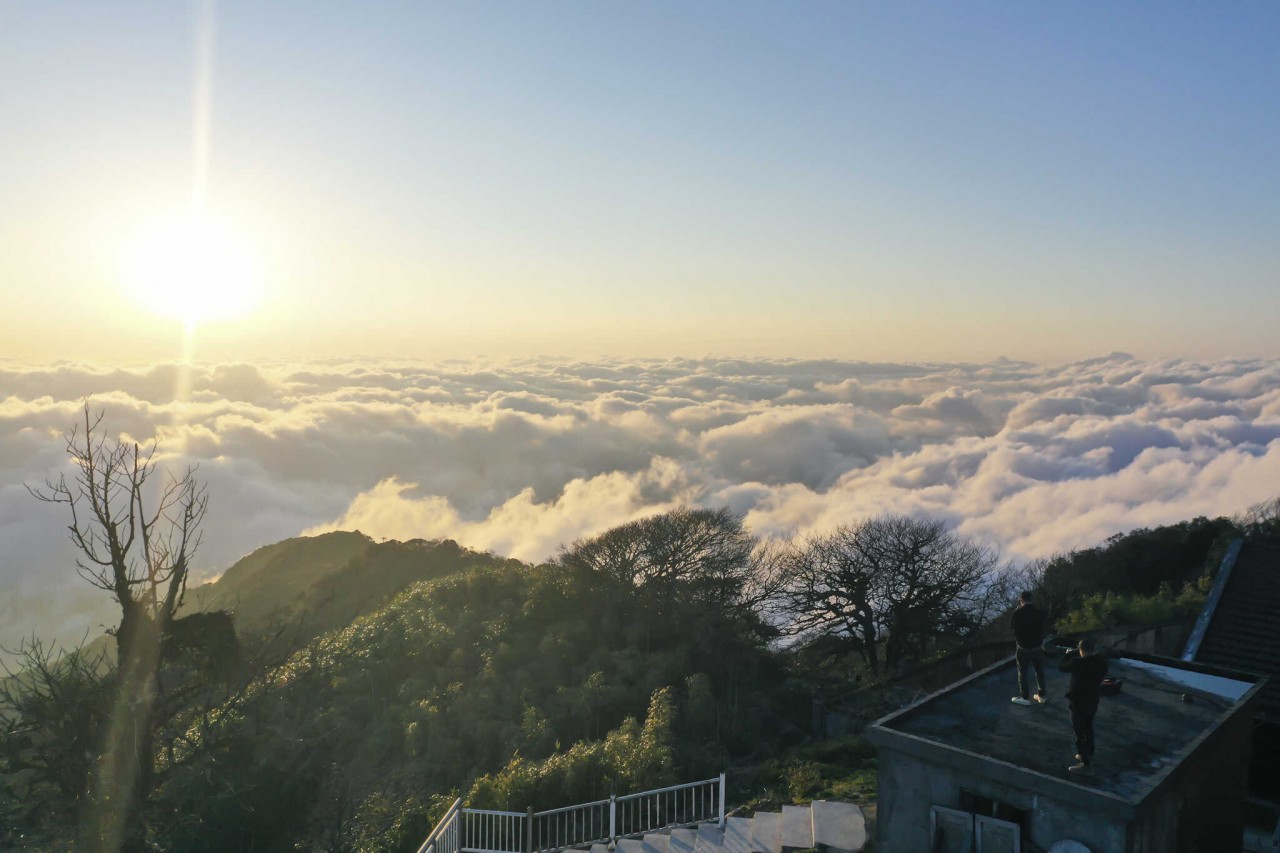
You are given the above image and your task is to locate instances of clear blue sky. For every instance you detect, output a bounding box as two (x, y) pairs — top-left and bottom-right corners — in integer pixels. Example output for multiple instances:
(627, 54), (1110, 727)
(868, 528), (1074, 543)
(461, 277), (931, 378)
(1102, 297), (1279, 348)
(2, 2), (1277, 362)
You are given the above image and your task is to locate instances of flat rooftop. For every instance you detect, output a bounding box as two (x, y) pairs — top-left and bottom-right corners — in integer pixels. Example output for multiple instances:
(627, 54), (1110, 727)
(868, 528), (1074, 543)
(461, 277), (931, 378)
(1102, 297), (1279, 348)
(877, 652), (1259, 802)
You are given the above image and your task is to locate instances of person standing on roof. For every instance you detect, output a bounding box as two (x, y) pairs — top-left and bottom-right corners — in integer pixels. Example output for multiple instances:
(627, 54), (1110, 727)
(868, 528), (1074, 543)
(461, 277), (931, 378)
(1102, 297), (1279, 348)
(1011, 591), (1049, 706)
(1060, 637), (1109, 774)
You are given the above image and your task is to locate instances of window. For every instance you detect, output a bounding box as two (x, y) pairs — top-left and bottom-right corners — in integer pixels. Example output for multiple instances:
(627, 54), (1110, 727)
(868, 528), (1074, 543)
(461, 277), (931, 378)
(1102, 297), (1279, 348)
(958, 790), (1028, 831)
(930, 805), (974, 853)
(932, 798), (1023, 853)
(975, 814), (1021, 853)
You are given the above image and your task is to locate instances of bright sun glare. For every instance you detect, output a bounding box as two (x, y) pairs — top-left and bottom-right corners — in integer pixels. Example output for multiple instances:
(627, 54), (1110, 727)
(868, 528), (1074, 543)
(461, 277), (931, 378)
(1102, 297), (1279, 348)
(122, 214), (262, 328)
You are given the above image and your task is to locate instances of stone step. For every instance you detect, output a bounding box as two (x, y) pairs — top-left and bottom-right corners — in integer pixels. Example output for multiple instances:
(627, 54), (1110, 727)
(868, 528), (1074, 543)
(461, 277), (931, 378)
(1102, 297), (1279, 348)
(571, 804), (863, 853)
(695, 823), (723, 852)
(669, 827), (699, 853)
(781, 805), (812, 850)
(642, 833), (670, 853)
(750, 811), (781, 853)
(810, 800), (867, 853)
(618, 839), (645, 853)
(722, 816), (754, 853)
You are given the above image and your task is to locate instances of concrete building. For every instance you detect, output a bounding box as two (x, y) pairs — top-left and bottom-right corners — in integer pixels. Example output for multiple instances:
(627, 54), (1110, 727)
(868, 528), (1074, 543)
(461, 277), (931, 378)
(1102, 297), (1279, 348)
(1182, 537), (1280, 848)
(867, 650), (1265, 852)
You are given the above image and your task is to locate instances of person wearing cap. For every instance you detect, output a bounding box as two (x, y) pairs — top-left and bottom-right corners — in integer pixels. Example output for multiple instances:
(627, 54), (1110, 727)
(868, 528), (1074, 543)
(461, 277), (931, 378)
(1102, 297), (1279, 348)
(1010, 591), (1048, 706)
(1059, 638), (1108, 774)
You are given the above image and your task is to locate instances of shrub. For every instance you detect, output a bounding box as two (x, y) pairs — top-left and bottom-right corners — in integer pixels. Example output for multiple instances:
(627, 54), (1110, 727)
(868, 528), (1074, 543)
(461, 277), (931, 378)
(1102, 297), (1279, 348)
(783, 761), (822, 800)
(1054, 577), (1209, 634)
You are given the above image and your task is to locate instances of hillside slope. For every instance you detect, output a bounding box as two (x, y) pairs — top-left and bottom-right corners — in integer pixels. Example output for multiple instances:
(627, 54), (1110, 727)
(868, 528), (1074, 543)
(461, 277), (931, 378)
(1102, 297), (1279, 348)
(151, 560), (793, 851)
(181, 530), (375, 633)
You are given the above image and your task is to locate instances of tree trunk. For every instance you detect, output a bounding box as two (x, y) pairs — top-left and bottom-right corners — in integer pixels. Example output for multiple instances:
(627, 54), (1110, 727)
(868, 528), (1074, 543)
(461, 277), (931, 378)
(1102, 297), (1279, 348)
(87, 604), (163, 852)
(862, 616), (880, 675)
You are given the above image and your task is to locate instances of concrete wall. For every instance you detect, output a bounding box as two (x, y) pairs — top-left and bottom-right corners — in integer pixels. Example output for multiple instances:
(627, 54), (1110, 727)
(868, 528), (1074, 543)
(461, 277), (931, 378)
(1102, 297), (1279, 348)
(1131, 699), (1254, 853)
(866, 620), (1189, 713)
(1096, 620), (1193, 658)
(874, 746), (1129, 853)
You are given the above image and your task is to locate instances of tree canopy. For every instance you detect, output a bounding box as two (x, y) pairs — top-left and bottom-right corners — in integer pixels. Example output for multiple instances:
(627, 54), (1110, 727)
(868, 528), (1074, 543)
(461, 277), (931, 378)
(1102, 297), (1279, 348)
(558, 507), (764, 613)
(781, 515), (1012, 673)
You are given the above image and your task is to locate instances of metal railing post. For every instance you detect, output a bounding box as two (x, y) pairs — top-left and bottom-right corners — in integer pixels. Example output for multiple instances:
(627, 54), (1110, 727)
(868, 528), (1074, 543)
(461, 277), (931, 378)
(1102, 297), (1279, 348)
(526, 806), (534, 853)
(718, 773), (726, 829)
(609, 793), (617, 850)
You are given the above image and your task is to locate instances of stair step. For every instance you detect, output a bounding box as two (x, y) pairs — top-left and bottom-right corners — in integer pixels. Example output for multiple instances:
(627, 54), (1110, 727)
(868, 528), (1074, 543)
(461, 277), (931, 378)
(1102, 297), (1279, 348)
(670, 827), (699, 853)
(642, 834), (670, 853)
(810, 800), (867, 853)
(750, 812), (781, 853)
(591, 845), (611, 853)
(781, 806), (812, 850)
(618, 839), (645, 853)
(723, 817), (754, 853)
(695, 823), (723, 852)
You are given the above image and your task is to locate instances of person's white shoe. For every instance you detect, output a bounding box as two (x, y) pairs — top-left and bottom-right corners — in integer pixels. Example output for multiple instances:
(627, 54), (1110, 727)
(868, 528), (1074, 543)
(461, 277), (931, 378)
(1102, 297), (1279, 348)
(1011, 696), (1033, 706)
(1033, 693), (1048, 704)
(1068, 762), (1093, 774)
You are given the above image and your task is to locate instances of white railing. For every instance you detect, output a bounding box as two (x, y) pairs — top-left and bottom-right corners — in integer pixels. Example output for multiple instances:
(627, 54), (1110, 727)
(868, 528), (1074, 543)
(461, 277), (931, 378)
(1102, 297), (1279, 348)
(417, 774), (726, 853)
(530, 797), (611, 852)
(614, 776), (724, 841)
(464, 808), (529, 853)
(420, 797), (465, 853)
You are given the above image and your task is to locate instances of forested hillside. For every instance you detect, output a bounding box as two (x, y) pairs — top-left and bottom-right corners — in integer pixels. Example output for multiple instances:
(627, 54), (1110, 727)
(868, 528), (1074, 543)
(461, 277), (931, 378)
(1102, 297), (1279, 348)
(3, 499), (1276, 851)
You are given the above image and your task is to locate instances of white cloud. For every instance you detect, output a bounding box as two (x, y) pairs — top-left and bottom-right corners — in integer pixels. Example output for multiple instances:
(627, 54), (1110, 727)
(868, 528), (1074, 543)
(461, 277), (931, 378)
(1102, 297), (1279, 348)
(3, 354), (1279, 651)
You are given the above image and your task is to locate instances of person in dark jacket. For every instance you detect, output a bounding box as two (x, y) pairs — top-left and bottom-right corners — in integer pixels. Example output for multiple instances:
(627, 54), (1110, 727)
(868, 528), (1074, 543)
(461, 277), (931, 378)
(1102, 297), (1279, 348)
(1010, 591), (1048, 705)
(1059, 638), (1108, 773)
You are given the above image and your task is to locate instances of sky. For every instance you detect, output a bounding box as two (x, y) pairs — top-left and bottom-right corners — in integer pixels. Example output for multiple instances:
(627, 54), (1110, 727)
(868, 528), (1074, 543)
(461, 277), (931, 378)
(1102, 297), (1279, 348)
(2, 2), (1279, 362)
(2, 6), (1280, 652)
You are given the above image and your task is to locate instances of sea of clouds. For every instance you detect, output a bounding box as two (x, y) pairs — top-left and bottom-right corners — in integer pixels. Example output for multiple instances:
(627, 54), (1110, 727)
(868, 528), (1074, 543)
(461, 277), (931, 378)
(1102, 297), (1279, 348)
(3, 352), (1279, 651)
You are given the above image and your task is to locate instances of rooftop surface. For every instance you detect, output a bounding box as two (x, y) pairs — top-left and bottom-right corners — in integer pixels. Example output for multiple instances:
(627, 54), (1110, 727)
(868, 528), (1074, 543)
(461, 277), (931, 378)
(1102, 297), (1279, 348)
(1190, 537), (1280, 719)
(878, 652), (1255, 801)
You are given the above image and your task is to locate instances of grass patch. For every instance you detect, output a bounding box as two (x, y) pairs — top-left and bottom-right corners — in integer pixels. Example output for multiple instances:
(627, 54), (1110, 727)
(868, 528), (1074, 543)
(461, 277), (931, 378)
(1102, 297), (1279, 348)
(737, 735), (878, 810)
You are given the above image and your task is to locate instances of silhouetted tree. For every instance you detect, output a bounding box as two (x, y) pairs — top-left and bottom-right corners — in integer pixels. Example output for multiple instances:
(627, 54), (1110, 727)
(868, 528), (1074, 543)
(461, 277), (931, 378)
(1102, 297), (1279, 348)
(782, 515), (1009, 673)
(29, 405), (207, 852)
(1239, 496), (1280, 537)
(0, 636), (111, 847)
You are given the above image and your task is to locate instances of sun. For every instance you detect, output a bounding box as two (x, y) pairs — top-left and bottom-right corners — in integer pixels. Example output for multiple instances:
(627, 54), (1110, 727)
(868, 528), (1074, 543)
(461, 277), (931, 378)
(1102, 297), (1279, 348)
(122, 213), (263, 328)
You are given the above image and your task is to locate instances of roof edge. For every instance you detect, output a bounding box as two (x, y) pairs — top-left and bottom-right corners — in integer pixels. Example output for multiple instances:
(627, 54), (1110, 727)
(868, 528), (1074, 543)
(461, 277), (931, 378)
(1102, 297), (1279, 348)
(1182, 538), (1243, 662)
(868, 656), (1015, 729)
(866, 721), (1139, 818)
(1139, 672), (1268, 803)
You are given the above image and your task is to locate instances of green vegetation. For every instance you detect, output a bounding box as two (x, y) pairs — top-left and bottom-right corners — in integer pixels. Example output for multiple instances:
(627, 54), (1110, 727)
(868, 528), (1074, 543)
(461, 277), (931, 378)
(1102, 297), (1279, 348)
(1054, 576), (1212, 634)
(468, 686), (677, 810)
(1032, 516), (1238, 626)
(740, 736), (879, 810)
(4, 437), (1276, 852)
(113, 550), (795, 850)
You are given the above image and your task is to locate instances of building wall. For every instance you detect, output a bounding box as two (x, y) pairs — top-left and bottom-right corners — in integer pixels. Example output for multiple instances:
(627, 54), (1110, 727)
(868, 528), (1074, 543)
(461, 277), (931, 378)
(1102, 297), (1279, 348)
(875, 746), (1129, 853)
(1096, 620), (1192, 658)
(1130, 702), (1253, 853)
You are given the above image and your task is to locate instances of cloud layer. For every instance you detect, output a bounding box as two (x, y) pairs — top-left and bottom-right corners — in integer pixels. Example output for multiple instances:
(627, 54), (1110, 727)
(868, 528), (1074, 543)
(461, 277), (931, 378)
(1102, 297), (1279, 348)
(3, 353), (1279, 650)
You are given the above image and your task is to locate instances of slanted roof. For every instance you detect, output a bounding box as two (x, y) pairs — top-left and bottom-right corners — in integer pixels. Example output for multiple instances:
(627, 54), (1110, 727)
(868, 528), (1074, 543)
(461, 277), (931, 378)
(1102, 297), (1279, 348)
(1186, 537), (1280, 719)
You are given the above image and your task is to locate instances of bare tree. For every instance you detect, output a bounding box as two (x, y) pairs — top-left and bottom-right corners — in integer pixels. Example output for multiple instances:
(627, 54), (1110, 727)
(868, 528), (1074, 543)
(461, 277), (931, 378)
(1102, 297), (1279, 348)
(873, 515), (1009, 666)
(781, 524), (890, 673)
(1238, 496), (1280, 536)
(28, 405), (207, 852)
(782, 515), (1009, 674)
